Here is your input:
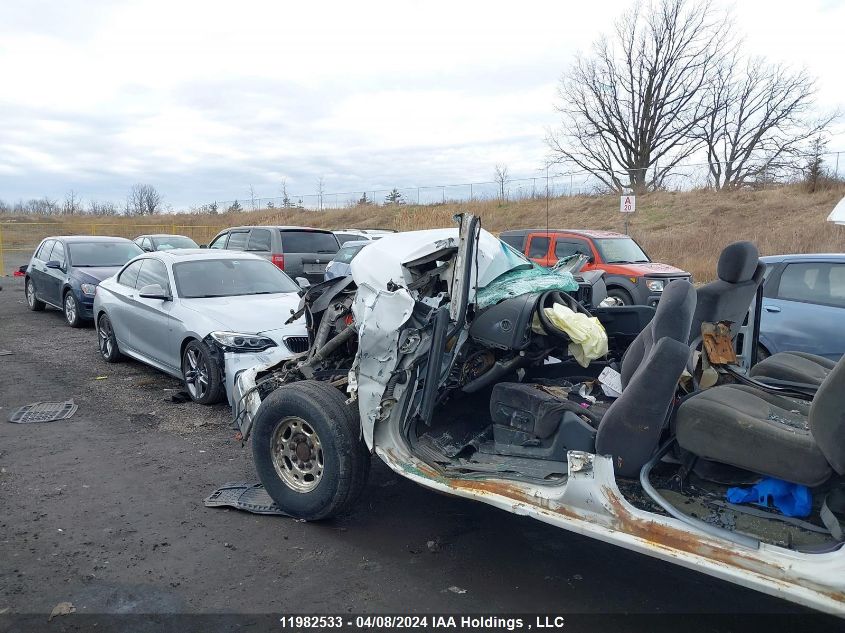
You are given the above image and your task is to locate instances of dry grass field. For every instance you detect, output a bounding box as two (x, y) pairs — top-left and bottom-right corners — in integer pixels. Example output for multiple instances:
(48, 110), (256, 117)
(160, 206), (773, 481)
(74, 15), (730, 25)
(3, 183), (844, 281)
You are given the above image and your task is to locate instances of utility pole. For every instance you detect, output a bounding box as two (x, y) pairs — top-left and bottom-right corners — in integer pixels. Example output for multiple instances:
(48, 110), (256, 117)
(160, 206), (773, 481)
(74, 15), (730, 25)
(545, 163), (550, 233)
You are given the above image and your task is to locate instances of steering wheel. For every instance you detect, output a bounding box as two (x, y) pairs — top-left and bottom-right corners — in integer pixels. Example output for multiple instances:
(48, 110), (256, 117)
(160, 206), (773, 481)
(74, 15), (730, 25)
(537, 291), (581, 338)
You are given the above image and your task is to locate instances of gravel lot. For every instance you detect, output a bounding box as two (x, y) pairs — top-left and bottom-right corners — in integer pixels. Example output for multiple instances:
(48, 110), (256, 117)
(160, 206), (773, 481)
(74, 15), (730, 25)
(0, 275), (840, 630)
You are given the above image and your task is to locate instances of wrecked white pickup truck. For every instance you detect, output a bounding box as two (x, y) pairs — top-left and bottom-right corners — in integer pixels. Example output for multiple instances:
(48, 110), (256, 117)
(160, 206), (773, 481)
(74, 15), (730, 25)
(232, 214), (845, 616)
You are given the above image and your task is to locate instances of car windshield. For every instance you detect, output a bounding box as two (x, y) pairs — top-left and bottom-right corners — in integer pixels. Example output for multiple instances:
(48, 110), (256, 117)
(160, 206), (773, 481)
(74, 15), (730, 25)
(333, 243), (367, 264)
(68, 242), (144, 267)
(593, 238), (650, 264)
(156, 236), (198, 250)
(173, 258), (299, 298)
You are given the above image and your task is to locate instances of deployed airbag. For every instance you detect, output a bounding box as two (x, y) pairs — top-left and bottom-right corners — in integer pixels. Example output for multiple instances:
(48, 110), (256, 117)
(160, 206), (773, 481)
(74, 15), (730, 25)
(534, 303), (608, 367)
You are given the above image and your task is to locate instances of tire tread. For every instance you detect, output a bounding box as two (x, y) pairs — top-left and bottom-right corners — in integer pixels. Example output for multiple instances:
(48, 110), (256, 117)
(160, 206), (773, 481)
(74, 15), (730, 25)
(251, 380), (370, 520)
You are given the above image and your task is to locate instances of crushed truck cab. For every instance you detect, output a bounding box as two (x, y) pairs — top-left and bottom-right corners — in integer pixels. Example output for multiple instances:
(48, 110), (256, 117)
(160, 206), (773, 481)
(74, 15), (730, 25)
(234, 215), (845, 617)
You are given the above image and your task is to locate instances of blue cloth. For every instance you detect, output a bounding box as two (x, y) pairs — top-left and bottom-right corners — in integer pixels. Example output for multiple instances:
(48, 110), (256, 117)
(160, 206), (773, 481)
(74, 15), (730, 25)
(726, 477), (812, 518)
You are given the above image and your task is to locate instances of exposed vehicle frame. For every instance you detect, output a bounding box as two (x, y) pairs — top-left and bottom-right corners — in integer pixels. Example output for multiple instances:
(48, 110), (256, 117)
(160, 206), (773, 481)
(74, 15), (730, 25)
(234, 216), (845, 616)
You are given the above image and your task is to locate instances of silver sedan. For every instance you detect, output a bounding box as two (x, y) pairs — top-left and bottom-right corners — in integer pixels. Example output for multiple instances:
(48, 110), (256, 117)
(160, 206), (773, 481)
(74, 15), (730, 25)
(93, 249), (308, 405)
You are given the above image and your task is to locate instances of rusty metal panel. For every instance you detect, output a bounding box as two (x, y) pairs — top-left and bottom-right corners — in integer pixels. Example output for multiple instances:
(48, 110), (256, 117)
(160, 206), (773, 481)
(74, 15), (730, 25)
(702, 321), (738, 366)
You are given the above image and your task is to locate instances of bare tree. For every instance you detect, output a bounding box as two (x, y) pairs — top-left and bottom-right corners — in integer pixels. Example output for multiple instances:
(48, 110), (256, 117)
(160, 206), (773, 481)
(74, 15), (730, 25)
(494, 164), (510, 201)
(803, 134), (832, 193)
(126, 184), (163, 216)
(280, 179), (293, 208)
(698, 57), (835, 190)
(101, 201), (119, 216)
(316, 177), (325, 211)
(62, 190), (84, 215)
(24, 197), (59, 215)
(548, 0), (730, 192)
(249, 184), (257, 211)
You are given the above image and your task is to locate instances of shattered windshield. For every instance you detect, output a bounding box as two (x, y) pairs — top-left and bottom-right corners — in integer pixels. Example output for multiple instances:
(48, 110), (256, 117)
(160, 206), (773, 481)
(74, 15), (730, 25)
(476, 265), (579, 309)
(499, 239), (533, 266)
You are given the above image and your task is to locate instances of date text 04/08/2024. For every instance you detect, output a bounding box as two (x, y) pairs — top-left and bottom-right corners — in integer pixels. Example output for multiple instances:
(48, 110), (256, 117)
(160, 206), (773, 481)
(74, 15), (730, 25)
(278, 615), (568, 630)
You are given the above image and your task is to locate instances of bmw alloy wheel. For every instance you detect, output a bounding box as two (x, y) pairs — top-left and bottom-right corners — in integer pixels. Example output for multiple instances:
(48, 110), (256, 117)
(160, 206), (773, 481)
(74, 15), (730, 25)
(98, 318), (113, 358)
(184, 347), (210, 400)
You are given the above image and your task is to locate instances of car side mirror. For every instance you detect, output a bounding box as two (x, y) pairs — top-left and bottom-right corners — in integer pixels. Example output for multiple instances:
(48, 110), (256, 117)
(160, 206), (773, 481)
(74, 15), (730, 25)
(585, 254), (594, 263)
(142, 246), (153, 252)
(138, 284), (171, 300)
(45, 260), (62, 269)
(199, 244), (208, 249)
(295, 277), (311, 290)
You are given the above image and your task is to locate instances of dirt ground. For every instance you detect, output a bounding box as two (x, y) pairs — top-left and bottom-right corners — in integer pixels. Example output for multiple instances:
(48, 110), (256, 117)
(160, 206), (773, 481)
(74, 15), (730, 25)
(0, 275), (841, 631)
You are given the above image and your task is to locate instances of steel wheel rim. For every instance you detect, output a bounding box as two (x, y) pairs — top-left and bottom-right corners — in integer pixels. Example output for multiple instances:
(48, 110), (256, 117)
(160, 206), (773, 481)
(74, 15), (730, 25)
(184, 348), (209, 399)
(64, 295), (76, 324)
(98, 318), (113, 358)
(270, 416), (324, 493)
(26, 282), (35, 307)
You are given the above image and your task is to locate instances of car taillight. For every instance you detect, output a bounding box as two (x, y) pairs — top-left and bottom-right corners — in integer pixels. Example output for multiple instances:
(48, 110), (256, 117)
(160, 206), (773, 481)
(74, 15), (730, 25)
(271, 254), (285, 270)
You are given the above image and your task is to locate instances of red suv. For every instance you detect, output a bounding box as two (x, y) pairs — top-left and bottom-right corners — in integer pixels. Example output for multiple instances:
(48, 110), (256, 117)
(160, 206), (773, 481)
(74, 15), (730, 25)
(499, 229), (691, 306)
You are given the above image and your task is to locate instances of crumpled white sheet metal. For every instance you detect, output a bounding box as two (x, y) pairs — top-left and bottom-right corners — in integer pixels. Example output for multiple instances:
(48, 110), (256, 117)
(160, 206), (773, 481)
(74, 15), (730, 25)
(350, 227), (530, 297)
(352, 282), (415, 448)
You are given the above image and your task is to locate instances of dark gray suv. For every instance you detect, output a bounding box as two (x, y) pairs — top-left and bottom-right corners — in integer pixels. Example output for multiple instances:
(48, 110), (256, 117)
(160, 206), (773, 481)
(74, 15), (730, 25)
(206, 226), (340, 283)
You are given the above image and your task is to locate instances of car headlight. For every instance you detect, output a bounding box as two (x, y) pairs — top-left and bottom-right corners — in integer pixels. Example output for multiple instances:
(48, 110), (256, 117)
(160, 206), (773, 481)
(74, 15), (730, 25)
(646, 279), (664, 292)
(209, 331), (277, 352)
(80, 283), (97, 296)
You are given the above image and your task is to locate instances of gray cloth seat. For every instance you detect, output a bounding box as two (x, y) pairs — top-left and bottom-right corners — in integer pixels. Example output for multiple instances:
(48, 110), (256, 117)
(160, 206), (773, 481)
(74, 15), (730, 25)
(689, 241), (765, 343)
(620, 279), (697, 388)
(597, 337), (691, 478)
(595, 279), (696, 477)
(750, 351), (835, 388)
(675, 356), (845, 487)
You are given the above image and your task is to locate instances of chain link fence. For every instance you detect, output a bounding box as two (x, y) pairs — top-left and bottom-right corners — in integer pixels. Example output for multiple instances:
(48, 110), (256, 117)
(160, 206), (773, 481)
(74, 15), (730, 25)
(0, 223), (222, 276)
(2, 151), (843, 275)
(206, 152), (844, 213)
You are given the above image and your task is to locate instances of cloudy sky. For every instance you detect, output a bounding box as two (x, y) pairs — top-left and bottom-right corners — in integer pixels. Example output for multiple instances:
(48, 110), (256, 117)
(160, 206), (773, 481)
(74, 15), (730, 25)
(1, 0), (844, 208)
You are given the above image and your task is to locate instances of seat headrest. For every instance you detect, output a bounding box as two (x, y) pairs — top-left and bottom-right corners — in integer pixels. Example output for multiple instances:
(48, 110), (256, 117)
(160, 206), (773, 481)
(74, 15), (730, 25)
(717, 242), (760, 283)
